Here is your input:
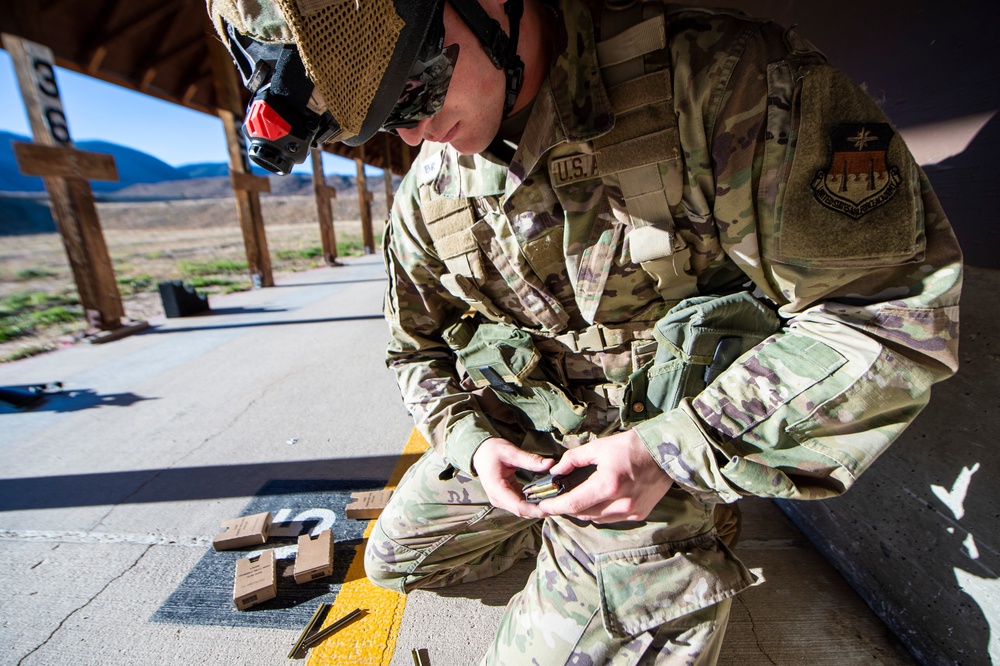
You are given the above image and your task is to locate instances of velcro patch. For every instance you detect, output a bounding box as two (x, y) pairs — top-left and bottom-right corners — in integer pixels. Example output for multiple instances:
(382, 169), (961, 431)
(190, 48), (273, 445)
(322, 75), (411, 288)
(775, 64), (922, 267)
(550, 153), (599, 187)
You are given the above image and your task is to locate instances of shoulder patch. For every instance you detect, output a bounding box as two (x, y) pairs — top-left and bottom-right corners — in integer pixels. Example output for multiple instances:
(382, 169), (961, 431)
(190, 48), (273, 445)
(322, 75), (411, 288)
(773, 64), (923, 268)
(810, 124), (901, 219)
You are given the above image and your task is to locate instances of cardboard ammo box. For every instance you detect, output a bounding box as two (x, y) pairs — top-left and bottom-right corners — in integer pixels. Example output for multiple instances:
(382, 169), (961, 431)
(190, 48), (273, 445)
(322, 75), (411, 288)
(345, 490), (393, 520)
(233, 549), (276, 610)
(293, 529), (334, 584)
(213, 511), (272, 551)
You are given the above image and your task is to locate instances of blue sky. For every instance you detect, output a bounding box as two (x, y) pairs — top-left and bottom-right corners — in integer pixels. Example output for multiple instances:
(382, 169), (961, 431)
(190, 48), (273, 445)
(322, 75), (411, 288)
(0, 50), (374, 177)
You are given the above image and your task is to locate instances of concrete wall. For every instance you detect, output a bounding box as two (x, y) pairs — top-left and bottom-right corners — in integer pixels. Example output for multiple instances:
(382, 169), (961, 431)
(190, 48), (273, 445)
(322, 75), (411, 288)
(681, 1), (1000, 663)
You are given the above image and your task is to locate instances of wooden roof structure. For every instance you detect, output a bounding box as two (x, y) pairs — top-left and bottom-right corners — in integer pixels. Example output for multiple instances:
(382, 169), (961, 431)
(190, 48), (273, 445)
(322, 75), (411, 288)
(0, 0), (413, 175)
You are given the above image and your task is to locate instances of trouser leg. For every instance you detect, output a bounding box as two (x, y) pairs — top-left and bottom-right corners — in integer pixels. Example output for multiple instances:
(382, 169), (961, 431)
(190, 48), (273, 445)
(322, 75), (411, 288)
(364, 448), (541, 593)
(483, 499), (750, 665)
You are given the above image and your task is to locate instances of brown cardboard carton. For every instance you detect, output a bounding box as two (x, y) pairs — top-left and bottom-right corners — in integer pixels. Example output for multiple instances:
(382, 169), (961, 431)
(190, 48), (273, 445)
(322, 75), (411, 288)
(293, 529), (334, 584)
(213, 511), (272, 551)
(345, 490), (393, 520)
(233, 549), (276, 610)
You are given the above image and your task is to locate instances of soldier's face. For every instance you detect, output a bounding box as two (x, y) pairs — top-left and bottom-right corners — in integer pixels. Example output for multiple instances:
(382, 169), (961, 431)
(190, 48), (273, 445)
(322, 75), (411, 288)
(395, 0), (509, 154)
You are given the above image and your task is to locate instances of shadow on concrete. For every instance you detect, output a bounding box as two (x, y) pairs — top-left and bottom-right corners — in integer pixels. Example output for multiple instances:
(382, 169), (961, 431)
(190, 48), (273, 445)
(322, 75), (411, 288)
(185, 306), (288, 316)
(271, 278), (387, 288)
(779, 265), (1000, 666)
(0, 453), (422, 512)
(140, 313), (385, 335)
(0, 387), (154, 414)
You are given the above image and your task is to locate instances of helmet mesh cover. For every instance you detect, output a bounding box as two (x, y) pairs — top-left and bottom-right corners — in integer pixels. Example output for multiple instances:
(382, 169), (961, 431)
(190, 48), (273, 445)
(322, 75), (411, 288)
(273, 0), (404, 139)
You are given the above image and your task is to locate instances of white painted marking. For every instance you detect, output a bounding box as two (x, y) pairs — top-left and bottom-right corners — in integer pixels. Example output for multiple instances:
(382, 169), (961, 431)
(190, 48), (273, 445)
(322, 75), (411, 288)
(270, 508), (337, 537)
(963, 533), (980, 561)
(954, 567), (1000, 661)
(931, 463), (981, 520)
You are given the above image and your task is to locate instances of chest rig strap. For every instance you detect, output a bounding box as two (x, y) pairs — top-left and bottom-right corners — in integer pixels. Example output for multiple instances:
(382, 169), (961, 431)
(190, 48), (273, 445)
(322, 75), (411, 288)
(420, 186), (515, 325)
(594, 3), (695, 301)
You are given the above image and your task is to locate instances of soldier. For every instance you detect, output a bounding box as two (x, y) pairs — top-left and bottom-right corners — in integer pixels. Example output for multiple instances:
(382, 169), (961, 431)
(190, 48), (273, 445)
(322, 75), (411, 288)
(207, 0), (962, 662)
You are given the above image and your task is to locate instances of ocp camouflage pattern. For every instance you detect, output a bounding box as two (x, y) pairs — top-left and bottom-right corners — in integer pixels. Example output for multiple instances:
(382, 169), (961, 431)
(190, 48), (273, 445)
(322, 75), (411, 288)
(375, 0), (961, 661)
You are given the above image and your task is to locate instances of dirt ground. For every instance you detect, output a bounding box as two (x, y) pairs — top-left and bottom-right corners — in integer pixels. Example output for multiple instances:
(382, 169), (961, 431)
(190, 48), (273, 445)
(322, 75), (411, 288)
(0, 194), (384, 362)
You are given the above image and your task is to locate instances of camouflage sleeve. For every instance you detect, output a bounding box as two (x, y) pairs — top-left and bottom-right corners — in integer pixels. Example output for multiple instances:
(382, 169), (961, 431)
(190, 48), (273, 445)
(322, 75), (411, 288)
(634, 17), (962, 503)
(383, 171), (500, 475)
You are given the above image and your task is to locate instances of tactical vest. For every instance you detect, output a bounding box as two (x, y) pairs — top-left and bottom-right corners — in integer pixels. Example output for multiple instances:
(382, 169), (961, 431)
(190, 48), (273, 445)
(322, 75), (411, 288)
(415, 2), (781, 438)
(418, 0), (695, 332)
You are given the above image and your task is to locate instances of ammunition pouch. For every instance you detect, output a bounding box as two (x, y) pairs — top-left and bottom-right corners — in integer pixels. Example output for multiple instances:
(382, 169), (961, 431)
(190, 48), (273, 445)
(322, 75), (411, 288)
(622, 292), (781, 423)
(450, 323), (587, 435)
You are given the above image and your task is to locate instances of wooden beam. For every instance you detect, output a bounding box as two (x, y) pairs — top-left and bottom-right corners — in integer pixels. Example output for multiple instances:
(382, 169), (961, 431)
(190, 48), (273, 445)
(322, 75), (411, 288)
(382, 133), (395, 213)
(310, 148), (338, 266)
(13, 142), (119, 181)
(204, 11), (273, 288)
(78, 0), (131, 72)
(355, 150), (376, 255)
(230, 170), (270, 193)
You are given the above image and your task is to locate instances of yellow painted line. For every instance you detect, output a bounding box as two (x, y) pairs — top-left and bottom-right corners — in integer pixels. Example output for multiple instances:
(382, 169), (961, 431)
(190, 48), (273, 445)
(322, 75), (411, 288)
(307, 428), (429, 666)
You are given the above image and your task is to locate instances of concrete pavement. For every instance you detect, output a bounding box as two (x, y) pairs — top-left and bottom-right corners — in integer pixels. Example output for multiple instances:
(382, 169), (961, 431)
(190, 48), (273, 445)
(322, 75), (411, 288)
(1, 254), (916, 665)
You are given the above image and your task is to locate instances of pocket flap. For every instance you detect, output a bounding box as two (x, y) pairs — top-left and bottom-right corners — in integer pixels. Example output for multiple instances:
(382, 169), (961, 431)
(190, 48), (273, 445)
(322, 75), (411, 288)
(595, 534), (755, 637)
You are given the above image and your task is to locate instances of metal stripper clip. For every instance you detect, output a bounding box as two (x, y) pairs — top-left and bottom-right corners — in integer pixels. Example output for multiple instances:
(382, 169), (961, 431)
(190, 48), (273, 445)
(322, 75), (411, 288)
(522, 465), (598, 504)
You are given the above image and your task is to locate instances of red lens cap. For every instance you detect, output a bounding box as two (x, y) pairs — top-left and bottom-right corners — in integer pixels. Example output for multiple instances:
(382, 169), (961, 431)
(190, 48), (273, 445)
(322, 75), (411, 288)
(245, 100), (291, 140)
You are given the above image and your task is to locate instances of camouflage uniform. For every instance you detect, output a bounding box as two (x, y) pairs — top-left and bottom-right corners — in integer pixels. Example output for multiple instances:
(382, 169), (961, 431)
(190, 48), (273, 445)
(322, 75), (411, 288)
(365, 1), (962, 663)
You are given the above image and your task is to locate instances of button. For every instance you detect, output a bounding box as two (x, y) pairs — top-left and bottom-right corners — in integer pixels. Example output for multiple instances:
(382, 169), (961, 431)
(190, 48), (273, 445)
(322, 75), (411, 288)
(632, 402), (645, 413)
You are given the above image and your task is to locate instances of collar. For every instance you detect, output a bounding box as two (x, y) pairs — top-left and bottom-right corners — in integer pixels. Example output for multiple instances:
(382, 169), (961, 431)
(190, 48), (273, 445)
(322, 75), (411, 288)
(429, 0), (613, 200)
(507, 0), (614, 194)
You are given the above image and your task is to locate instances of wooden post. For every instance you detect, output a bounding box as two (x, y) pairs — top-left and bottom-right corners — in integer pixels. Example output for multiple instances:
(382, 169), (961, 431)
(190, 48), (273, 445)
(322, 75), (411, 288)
(3, 33), (139, 337)
(355, 148), (375, 255)
(203, 14), (274, 288)
(382, 133), (395, 213)
(310, 148), (339, 265)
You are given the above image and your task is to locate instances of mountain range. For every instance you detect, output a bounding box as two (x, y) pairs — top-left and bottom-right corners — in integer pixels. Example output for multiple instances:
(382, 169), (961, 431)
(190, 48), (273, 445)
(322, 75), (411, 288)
(0, 130), (366, 199)
(0, 130), (391, 234)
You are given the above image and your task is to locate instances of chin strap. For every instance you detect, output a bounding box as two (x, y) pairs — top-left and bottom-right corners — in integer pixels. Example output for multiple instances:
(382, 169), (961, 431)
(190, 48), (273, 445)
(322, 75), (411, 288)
(449, 0), (525, 117)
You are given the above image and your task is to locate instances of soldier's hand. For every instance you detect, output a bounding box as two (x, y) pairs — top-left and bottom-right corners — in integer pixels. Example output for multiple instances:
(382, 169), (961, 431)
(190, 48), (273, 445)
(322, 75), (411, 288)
(537, 430), (674, 523)
(472, 437), (554, 519)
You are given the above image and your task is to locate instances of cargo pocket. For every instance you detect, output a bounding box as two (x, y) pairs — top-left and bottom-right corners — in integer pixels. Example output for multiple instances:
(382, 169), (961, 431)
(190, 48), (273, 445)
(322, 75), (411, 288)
(595, 533), (755, 638)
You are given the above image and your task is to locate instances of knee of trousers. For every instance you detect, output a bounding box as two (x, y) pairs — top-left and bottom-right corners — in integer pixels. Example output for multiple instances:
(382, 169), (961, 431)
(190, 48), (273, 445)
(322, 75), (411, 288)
(363, 517), (421, 594)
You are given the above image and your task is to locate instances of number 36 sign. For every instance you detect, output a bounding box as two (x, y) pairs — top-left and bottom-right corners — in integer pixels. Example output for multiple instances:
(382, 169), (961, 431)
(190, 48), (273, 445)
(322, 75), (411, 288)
(2, 34), (73, 147)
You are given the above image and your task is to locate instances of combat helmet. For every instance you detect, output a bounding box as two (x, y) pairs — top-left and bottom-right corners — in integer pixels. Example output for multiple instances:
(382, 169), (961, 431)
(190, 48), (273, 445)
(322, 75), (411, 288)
(206, 0), (524, 175)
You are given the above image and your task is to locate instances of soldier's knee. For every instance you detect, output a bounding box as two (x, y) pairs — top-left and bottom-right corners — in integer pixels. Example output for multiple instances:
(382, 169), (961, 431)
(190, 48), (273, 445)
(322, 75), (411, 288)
(363, 520), (418, 593)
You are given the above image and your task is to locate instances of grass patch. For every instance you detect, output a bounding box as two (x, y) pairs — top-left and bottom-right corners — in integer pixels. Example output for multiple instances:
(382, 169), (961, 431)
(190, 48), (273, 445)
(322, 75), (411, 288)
(187, 276), (242, 289)
(16, 267), (58, 280)
(1, 343), (55, 363)
(275, 246), (324, 261)
(117, 274), (156, 295)
(1, 303), (82, 343)
(179, 259), (248, 276)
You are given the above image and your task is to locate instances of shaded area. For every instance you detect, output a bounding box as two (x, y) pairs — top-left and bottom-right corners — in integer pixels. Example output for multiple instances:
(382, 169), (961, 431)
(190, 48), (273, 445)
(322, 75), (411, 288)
(270, 278), (388, 288)
(779, 265), (1000, 666)
(923, 113), (1000, 269)
(139, 313), (385, 335)
(152, 479), (383, 630)
(0, 386), (154, 414)
(0, 454), (422, 512)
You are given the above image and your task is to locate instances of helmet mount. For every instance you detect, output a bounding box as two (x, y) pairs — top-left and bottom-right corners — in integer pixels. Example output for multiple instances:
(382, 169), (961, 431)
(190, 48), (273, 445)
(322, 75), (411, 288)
(214, 0), (526, 175)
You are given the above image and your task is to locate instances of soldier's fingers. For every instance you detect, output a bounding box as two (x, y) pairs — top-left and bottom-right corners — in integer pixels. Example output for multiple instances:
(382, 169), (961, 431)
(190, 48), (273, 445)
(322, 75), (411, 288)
(548, 447), (598, 477)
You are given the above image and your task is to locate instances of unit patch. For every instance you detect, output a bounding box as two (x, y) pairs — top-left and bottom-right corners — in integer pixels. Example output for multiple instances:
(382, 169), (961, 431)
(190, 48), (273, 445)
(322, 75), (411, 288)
(811, 123), (901, 220)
